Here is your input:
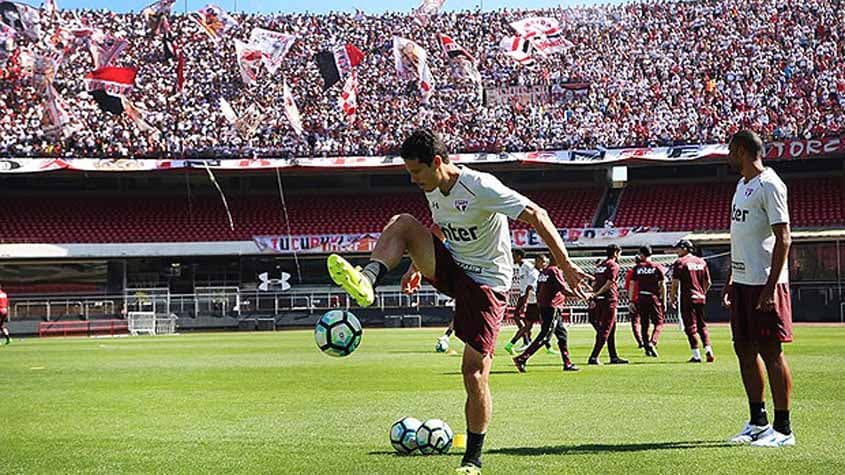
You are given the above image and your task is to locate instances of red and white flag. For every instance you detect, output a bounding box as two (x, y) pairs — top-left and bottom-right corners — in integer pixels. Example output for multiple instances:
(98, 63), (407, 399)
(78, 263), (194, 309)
(248, 27), (296, 75)
(89, 30), (127, 69)
(142, 0), (175, 35)
(234, 39), (263, 86)
(84, 66), (138, 114)
(393, 36), (434, 103)
(282, 80), (303, 136)
(438, 33), (480, 84)
(509, 17), (573, 56)
(412, 0), (446, 26)
(500, 35), (534, 66)
(43, 84), (72, 136)
(191, 4), (238, 42)
(340, 73), (358, 123)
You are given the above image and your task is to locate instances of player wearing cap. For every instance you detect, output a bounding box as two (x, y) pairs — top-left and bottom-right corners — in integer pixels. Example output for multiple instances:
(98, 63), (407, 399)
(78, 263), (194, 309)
(670, 239), (714, 363)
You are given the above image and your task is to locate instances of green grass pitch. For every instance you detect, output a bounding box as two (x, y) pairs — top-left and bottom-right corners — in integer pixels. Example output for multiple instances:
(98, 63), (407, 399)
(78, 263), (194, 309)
(4, 324), (844, 474)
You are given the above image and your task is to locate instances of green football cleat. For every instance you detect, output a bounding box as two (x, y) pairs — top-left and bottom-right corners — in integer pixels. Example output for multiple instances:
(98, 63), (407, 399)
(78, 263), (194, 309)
(545, 346), (560, 355)
(504, 341), (516, 356)
(327, 254), (375, 307)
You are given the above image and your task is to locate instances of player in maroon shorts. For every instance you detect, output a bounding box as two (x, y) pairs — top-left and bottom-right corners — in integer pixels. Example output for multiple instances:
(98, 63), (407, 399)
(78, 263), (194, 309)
(629, 245), (666, 358)
(724, 130), (794, 447)
(586, 244), (628, 365)
(624, 257), (644, 348)
(326, 129), (592, 473)
(0, 284), (10, 345)
(670, 239), (714, 363)
(512, 254), (579, 372)
(506, 254), (555, 355)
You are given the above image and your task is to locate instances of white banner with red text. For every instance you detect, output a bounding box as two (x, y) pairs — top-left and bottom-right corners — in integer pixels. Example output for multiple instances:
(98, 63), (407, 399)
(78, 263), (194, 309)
(253, 227), (684, 254)
(2, 134), (843, 173)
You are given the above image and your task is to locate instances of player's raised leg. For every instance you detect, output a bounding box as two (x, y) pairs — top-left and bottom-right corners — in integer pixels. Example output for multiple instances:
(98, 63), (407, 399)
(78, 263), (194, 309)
(328, 213), (436, 307)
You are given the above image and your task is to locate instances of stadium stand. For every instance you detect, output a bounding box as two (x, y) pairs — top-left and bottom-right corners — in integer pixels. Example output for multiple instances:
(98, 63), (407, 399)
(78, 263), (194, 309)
(1, 0), (843, 159)
(0, 187), (603, 243)
(613, 176), (845, 232)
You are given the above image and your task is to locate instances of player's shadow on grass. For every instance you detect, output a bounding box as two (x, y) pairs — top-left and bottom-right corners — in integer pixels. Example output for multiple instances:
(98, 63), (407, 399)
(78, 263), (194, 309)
(490, 440), (731, 456)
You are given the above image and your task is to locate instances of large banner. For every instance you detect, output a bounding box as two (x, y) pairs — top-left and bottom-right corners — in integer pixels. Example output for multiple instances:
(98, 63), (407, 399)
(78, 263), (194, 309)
(485, 82), (589, 106)
(4, 135), (845, 174)
(765, 134), (845, 160)
(254, 227), (665, 254)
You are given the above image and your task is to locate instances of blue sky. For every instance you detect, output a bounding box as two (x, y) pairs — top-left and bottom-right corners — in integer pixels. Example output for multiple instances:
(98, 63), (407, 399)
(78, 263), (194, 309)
(26, 0), (626, 15)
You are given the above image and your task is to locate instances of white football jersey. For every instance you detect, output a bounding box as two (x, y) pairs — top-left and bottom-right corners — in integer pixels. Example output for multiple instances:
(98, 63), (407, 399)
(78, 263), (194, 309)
(524, 267), (539, 304)
(427, 166), (533, 292)
(517, 261), (533, 294)
(730, 167), (790, 285)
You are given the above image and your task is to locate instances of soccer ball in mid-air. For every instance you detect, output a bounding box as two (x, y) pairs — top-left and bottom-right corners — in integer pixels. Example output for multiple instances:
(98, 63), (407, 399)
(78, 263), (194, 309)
(416, 419), (454, 455)
(389, 417), (422, 454)
(314, 310), (362, 357)
(435, 336), (449, 353)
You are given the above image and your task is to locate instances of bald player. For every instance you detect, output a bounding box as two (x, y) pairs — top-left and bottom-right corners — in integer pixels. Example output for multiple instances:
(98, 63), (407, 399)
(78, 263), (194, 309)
(724, 130), (795, 447)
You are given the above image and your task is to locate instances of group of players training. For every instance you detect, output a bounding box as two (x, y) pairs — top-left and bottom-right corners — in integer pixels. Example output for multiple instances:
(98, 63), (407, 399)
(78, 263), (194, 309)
(503, 239), (714, 374)
(328, 129), (795, 474)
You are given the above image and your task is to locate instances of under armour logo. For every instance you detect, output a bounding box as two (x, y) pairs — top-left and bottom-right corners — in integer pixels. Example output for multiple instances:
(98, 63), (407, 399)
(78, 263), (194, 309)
(258, 272), (291, 292)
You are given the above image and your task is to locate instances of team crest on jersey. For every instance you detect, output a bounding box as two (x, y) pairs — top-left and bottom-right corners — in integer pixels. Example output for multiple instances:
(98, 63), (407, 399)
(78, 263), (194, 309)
(454, 199), (469, 213)
(744, 187), (755, 197)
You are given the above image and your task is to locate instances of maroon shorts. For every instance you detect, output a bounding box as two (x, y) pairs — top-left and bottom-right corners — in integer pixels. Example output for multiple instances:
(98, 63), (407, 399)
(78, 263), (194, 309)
(588, 300), (617, 339)
(425, 236), (507, 356)
(637, 295), (665, 322)
(524, 303), (541, 323)
(680, 301), (706, 334)
(730, 283), (793, 343)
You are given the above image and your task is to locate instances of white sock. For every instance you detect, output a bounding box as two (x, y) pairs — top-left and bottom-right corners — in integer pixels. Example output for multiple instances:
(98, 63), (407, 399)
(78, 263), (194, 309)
(692, 348), (702, 359)
(704, 345), (713, 355)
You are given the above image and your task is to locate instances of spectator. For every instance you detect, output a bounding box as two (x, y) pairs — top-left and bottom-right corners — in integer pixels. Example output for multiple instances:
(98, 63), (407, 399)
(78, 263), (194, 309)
(0, 0), (843, 159)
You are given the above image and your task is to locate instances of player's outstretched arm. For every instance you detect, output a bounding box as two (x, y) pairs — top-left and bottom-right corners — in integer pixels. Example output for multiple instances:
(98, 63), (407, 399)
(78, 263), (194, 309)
(517, 203), (592, 299)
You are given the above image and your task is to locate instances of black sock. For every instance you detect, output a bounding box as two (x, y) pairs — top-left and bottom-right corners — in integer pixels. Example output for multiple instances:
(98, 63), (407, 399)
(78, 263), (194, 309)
(461, 431), (485, 468)
(773, 410), (791, 435)
(444, 328), (453, 337)
(510, 334), (520, 345)
(361, 260), (388, 287)
(750, 402), (768, 426)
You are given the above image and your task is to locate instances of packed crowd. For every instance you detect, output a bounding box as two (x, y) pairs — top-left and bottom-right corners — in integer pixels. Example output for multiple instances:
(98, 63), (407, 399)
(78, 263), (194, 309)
(1, 0), (843, 158)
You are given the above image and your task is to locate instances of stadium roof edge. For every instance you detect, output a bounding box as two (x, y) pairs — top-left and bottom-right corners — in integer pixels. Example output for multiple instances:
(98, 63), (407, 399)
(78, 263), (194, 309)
(685, 228), (845, 245)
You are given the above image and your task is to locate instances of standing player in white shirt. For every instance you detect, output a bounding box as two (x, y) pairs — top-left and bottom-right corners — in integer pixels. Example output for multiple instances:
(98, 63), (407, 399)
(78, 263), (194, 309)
(327, 129), (591, 474)
(504, 249), (536, 354)
(723, 130), (795, 447)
